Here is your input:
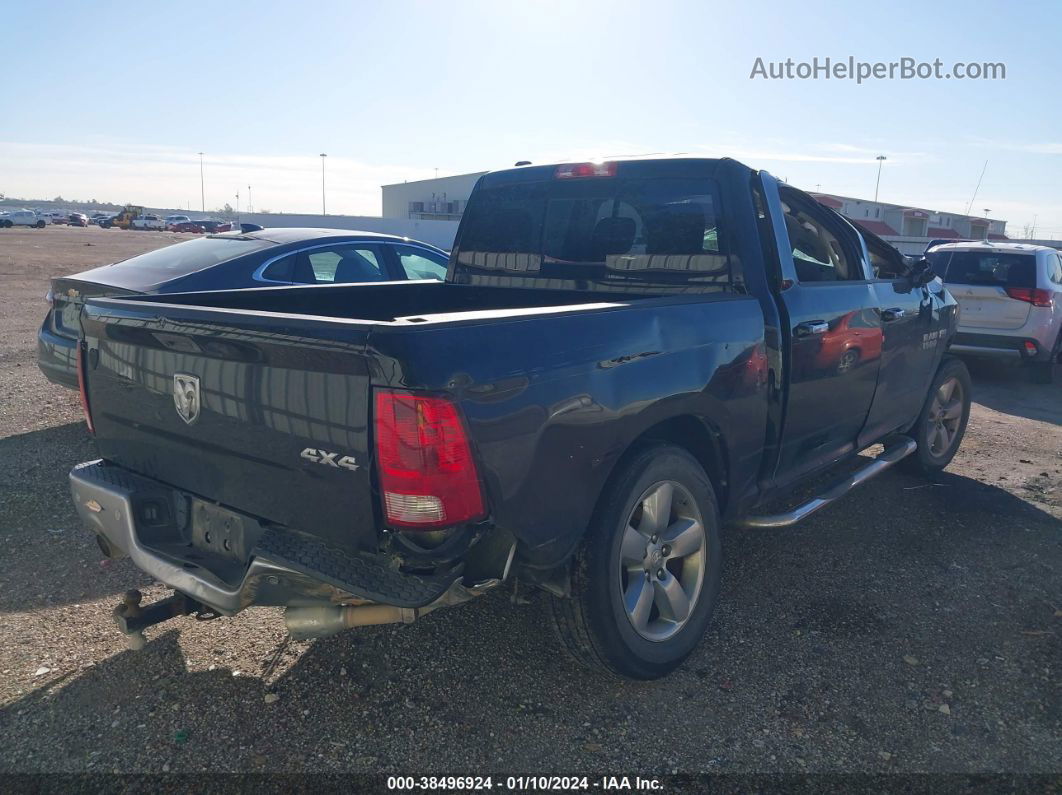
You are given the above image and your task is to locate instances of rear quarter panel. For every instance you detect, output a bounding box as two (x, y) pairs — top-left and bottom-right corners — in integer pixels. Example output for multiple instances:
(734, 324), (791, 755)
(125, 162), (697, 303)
(370, 295), (768, 567)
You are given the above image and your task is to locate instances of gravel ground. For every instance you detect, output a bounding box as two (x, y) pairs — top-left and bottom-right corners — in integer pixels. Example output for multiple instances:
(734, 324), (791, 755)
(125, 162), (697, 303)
(0, 226), (1059, 776)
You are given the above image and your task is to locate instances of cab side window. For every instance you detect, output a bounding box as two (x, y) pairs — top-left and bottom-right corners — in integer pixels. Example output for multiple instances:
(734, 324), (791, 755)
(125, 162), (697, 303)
(781, 192), (865, 282)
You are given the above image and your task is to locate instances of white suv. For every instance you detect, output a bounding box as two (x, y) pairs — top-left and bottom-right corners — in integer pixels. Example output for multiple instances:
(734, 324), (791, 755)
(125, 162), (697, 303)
(1, 210), (47, 229)
(930, 242), (1062, 383)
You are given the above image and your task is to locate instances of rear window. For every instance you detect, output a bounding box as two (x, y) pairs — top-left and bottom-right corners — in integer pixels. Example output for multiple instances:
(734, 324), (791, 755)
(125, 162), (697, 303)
(106, 236), (272, 281)
(939, 251), (1036, 288)
(455, 177), (731, 284)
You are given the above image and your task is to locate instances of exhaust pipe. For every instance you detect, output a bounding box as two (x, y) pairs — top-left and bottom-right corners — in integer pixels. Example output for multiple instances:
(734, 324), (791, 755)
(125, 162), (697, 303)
(284, 604), (418, 640)
(95, 533), (125, 559)
(283, 578), (501, 640)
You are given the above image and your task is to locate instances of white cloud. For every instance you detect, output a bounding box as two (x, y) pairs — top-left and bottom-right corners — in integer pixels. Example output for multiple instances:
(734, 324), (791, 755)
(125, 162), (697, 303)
(0, 141), (436, 215)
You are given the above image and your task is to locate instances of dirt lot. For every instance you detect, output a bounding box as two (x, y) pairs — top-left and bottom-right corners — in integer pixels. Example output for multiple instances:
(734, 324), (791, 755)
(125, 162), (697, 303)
(0, 226), (1059, 776)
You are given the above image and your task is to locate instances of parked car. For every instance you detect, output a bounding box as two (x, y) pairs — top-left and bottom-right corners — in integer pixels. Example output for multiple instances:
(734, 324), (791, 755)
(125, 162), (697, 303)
(930, 241), (1062, 383)
(2, 210), (46, 228)
(38, 228), (450, 387)
(42, 211), (69, 225)
(165, 214), (192, 231)
(89, 212), (113, 226)
(67, 158), (967, 680)
(129, 214), (167, 230)
(68, 213), (89, 227)
(172, 219), (233, 234)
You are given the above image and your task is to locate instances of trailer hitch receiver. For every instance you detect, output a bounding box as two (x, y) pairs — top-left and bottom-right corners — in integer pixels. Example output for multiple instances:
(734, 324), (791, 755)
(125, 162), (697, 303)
(112, 589), (211, 650)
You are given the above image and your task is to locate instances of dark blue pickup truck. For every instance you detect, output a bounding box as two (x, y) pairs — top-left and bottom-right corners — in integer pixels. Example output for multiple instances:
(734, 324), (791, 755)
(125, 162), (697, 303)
(69, 157), (969, 679)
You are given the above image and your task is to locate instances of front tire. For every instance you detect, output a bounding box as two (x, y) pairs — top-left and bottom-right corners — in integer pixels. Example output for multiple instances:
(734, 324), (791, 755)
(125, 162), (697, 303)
(549, 444), (722, 680)
(35, 220), (46, 229)
(901, 356), (972, 475)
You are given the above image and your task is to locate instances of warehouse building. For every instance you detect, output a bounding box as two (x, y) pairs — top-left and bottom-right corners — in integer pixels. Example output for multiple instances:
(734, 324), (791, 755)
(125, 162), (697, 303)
(809, 192), (1008, 247)
(381, 172), (487, 221)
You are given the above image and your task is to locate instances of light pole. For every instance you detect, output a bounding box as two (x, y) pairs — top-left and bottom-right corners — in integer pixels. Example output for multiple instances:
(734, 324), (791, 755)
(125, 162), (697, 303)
(235, 190), (240, 225)
(873, 155), (887, 202)
(248, 185), (253, 215)
(197, 152), (205, 212)
(319, 153), (327, 215)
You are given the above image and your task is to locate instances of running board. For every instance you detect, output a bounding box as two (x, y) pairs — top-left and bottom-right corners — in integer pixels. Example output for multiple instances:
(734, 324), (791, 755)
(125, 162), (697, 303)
(739, 437), (917, 529)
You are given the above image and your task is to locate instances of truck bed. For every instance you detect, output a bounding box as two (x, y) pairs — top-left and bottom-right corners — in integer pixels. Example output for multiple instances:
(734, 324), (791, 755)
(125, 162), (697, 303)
(81, 280), (763, 565)
(121, 280), (654, 326)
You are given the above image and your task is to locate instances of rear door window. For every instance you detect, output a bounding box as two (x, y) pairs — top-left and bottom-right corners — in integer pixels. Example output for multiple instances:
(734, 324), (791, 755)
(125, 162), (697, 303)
(291, 244), (387, 284)
(942, 252), (1036, 288)
(393, 245), (448, 280)
(780, 193), (864, 282)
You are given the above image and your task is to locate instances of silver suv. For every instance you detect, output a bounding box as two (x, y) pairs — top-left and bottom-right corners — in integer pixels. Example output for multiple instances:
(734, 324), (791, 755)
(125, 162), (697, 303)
(929, 242), (1062, 383)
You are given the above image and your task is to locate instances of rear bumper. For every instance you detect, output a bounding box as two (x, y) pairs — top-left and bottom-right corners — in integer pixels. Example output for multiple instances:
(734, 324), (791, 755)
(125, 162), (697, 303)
(70, 460), (462, 616)
(950, 331), (1055, 362)
(37, 324), (78, 388)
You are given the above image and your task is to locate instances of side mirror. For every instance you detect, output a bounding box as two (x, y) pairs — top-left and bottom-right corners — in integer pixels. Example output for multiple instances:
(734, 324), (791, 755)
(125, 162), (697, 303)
(909, 257), (937, 287)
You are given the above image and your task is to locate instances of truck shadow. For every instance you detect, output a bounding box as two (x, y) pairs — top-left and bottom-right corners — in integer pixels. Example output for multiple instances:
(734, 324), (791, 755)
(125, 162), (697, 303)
(1, 467), (1059, 772)
(0, 421), (143, 614)
(963, 357), (1061, 426)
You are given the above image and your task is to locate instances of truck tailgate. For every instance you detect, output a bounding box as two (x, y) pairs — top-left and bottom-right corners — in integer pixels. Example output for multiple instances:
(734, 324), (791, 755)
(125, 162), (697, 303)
(80, 298), (379, 552)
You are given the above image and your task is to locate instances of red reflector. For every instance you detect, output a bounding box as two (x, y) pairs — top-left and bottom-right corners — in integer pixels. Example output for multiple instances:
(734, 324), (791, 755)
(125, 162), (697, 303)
(374, 390), (485, 529)
(1023, 340), (1039, 355)
(1005, 287), (1054, 307)
(76, 343), (95, 435)
(554, 161), (617, 179)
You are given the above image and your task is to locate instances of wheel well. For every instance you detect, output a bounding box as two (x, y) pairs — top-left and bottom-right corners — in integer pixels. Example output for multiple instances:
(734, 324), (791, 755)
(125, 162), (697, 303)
(628, 416), (729, 513)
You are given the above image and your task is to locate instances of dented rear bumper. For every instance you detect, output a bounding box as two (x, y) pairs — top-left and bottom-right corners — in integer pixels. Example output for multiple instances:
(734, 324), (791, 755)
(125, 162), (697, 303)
(70, 460), (463, 616)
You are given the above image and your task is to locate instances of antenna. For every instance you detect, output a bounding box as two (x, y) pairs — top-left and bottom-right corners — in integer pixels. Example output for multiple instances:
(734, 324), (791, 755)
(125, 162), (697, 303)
(963, 160), (988, 217)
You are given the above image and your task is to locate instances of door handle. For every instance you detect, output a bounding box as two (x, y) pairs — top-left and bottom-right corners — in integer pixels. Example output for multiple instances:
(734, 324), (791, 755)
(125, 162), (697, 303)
(795, 320), (829, 337)
(881, 307), (905, 322)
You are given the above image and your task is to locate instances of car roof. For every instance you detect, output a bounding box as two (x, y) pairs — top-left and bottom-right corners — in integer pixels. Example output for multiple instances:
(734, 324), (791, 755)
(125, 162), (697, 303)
(239, 226), (445, 250)
(929, 241), (1054, 254)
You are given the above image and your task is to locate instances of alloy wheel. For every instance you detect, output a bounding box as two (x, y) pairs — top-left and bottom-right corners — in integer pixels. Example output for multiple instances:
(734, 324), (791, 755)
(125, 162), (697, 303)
(926, 376), (964, 457)
(617, 481), (707, 642)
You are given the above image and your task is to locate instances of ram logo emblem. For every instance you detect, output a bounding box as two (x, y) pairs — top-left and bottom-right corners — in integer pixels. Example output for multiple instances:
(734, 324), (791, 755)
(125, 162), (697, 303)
(301, 448), (359, 471)
(173, 373), (201, 425)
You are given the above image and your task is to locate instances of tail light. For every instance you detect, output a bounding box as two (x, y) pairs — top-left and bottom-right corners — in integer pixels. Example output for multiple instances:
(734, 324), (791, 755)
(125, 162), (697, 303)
(76, 342), (95, 434)
(374, 390), (485, 529)
(554, 161), (616, 179)
(1005, 287), (1054, 307)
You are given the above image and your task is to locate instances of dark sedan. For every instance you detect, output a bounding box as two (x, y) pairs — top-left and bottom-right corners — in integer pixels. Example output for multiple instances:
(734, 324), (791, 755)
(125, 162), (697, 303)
(38, 227), (451, 387)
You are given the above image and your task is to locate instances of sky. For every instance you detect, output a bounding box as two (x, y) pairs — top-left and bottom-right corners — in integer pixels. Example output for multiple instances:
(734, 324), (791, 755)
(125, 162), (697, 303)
(2, 0), (1061, 236)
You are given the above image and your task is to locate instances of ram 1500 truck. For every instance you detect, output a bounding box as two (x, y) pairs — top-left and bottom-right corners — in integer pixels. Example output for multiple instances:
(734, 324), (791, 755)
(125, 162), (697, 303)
(69, 157), (969, 679)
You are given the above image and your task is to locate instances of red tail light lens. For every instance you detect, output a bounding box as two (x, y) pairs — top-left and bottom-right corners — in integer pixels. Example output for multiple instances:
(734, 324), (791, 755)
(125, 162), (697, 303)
(1005, 287), (1054, 307)
(374, 390), (485, 529)
(554, 161), (616, 179)
(76, 342), (95, 435)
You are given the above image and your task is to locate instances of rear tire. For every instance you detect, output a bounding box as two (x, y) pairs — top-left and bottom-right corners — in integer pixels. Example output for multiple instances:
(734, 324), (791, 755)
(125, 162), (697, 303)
(837, 348), (860, 374)
(1029, 334), (1060, 385)
(549, 444), (722, 680)
(901, 356), (972, 475)
(35, 220), (45, 229)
